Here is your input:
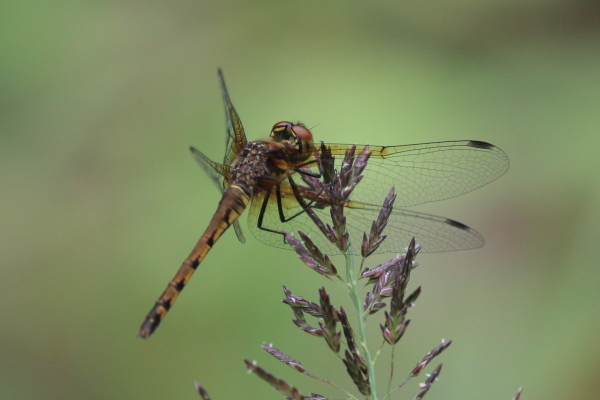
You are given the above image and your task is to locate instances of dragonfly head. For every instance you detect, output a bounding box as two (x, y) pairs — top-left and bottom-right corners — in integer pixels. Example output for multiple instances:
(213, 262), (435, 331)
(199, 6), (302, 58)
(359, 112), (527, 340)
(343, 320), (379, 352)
(270, 121), (314, 161)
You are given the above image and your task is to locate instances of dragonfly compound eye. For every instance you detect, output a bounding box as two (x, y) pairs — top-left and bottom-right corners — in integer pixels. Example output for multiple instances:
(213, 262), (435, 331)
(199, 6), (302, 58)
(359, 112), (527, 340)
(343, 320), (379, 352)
(291, 123), (313, 143)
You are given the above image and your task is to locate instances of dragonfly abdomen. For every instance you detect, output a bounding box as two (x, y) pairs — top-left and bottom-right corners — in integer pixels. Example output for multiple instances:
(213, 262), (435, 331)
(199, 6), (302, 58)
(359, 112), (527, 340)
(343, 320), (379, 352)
(138, 185), (250, 338)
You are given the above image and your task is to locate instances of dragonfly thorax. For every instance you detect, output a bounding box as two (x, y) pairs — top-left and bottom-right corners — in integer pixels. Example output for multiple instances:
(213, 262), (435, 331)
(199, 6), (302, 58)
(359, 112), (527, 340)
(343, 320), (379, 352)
(230, 141), (287, 195)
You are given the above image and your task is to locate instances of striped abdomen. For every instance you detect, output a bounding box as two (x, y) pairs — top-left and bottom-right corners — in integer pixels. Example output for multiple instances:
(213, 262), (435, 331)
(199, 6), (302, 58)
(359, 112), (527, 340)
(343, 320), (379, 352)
(138, 185), (250, 339)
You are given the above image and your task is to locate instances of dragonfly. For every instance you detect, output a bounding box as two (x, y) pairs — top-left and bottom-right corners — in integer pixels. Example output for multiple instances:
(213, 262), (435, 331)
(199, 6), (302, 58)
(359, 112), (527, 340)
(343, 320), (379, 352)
(138, 69), (509, 338)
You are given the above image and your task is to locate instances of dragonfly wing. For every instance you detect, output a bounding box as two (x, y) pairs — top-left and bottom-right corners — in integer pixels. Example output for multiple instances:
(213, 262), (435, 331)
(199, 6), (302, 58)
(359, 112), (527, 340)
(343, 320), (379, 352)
(247, 179), (484, 254)
(190, 146), (246, 244)
(343, 200), (484, 253)
(232, 220), (246, 244)
(218, 69), (247, 166)
(190, 146), (230, 190)
(320, 140), (509, 207)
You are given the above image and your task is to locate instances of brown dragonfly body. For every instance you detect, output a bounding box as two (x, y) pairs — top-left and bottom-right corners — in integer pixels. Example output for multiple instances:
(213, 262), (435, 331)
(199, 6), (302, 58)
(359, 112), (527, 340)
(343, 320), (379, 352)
(138, 70), (509, 338)
(139, 121), (315, 338)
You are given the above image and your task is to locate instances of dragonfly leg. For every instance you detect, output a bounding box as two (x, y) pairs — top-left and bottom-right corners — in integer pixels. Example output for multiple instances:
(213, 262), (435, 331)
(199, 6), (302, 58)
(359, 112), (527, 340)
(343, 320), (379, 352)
(276, 175), (329, 223)
(293, 162), (321, 178)
(275, 183), (287, 222)
(295, 169), (320, 178)
(255, 175), (331, 245)
(256, 187), (289, 243)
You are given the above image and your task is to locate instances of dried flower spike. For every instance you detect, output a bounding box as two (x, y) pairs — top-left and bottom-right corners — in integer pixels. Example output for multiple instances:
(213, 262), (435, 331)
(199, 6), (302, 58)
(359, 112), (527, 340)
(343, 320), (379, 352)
(362, 186), (396, 258)
(360, 255), (403, 281)
(410, 340), (452, 378)
(262, 343), (330, 383)
(319, 287), (341, 353)
(512, 387), (523, 400)
(381, 318), (410, 345)
(194, 381), (211, 400)
(282, 286), (323, 321)
(303, 394), (332, 400)
(342, 350), (371, 396)
(414, 363), (442, 400)
(292, 318), (323, 337)
(243, 360), (304, 400)
(284, 232), (335, 277)
(337, 307), (358, 355)
(298, 231), (337, 276)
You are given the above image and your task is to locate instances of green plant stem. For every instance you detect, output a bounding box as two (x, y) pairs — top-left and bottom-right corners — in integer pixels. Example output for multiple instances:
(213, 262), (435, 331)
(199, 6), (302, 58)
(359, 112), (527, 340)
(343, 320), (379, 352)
(387, 345), (395, 398)
(345, 250), (379, 400)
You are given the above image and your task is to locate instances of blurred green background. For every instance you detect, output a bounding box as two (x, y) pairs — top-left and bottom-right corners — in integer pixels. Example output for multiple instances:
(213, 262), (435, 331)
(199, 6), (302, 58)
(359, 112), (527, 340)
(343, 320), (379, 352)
(1, 1), (599, 399)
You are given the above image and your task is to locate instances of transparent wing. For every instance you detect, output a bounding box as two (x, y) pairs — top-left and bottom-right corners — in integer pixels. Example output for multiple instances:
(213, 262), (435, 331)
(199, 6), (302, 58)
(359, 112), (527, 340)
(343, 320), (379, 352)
(246, 182), (484, 254)
(297, 140), (510, 207)
(190, 146), (231, 191)
(190, 146), (246, 243)
(246, 140), (508, 254)
(218, 69), (247, 166)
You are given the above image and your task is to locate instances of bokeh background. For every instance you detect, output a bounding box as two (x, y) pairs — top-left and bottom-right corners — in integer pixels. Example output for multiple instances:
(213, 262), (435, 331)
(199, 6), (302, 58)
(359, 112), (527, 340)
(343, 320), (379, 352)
(1, 1), (599, 399)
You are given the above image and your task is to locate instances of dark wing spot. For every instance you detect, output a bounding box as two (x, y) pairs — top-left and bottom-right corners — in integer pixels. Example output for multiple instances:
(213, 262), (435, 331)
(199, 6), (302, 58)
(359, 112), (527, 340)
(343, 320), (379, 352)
(467, 140), (494, 150)
(445, 218), (471, 230)
(380, 146), (392, 158)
